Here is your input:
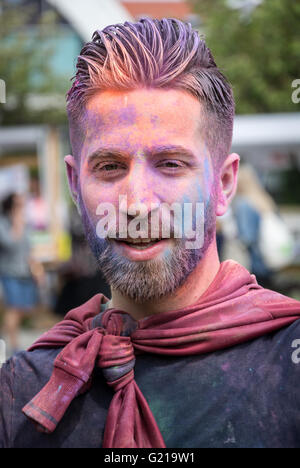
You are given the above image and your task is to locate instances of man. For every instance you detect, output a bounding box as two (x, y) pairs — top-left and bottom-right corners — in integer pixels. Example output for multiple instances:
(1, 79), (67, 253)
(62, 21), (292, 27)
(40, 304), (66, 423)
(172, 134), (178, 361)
(1, 18), (300, 448)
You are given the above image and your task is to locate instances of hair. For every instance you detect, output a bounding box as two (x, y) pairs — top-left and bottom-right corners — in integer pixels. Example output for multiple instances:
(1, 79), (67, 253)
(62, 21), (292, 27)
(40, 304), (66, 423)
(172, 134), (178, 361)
(66, 17), (235, 170)
(1, 193), (17, 217)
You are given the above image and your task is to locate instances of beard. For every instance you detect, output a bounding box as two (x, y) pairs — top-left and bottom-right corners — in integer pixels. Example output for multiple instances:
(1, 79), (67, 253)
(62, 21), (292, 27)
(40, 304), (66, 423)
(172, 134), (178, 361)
(78, 191), (216, 303)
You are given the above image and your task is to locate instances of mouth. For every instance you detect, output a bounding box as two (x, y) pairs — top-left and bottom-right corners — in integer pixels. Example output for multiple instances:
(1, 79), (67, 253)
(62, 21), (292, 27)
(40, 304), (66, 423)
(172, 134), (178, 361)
(114, 238), (163, 249)
(111, 237), (171, 260)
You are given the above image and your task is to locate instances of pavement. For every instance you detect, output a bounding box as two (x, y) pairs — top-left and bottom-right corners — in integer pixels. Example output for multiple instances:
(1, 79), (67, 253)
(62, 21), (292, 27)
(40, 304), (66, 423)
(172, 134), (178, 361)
(2, 328), (49, 360)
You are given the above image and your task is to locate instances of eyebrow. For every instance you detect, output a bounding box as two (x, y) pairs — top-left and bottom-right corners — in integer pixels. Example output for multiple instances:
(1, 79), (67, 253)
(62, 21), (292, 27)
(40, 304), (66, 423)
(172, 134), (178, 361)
(87, 145), (197, 162)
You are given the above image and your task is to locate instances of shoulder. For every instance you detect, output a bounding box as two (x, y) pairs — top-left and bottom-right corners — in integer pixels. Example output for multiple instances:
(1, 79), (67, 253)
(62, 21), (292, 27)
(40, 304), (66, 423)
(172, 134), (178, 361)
(1, 347), (61, 395)
(270, 316), (300, 359)
(0, 348), (62, 448)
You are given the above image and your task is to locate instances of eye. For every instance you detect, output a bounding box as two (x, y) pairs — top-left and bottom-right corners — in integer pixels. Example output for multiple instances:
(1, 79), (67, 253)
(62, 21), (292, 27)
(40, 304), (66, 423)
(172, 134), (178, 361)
(157, 160), (186, 171)
(101, 163), (121, 171)
(161, 161), (180, 168)
(93, 162), (126, 172)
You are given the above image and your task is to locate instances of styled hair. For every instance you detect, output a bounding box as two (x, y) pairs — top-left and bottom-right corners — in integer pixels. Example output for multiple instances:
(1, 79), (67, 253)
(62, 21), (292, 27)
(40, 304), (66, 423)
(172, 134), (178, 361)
(66, 17), (235, 169)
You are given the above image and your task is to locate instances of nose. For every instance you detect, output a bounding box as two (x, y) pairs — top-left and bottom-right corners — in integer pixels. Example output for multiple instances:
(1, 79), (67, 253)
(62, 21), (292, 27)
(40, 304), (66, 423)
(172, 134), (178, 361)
(119, 160), (160, 218)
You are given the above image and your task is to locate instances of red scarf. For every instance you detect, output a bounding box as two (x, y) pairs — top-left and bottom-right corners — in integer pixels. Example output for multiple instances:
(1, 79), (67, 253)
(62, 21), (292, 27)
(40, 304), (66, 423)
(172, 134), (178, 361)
(22, 261), (300, 447)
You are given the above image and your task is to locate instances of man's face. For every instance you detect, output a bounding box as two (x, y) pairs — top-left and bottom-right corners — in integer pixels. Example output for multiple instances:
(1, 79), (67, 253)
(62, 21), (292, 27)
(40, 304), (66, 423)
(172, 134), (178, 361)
(68, 88), (219, 302)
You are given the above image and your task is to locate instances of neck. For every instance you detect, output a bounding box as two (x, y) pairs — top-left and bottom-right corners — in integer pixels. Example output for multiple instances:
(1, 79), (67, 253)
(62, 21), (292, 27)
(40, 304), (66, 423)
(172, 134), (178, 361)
(107, 239), (220, 321)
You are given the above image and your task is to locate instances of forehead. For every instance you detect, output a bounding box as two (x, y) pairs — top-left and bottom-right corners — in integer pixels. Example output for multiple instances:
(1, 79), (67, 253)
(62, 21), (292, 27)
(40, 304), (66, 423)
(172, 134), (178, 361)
(80, 88), (205, 155)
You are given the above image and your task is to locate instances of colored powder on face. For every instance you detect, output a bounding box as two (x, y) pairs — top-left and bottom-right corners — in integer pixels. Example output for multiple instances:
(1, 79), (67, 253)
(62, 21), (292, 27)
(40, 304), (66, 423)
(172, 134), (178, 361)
(116, 104), (137, 126)
(161, 245), (173, 260)
(150, 114), (159, 127)
(203, 157), (214, 203)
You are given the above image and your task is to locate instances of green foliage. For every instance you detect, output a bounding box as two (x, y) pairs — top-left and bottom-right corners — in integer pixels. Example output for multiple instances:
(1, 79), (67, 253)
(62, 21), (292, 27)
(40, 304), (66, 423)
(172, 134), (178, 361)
(190, 0), (300, 113)
(0, 2), (70, 125)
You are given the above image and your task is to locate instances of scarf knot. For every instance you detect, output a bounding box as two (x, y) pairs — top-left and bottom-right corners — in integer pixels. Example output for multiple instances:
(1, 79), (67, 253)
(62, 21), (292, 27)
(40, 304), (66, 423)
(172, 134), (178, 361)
(98, 334), (136, 388)
(92, 308), (138, 337)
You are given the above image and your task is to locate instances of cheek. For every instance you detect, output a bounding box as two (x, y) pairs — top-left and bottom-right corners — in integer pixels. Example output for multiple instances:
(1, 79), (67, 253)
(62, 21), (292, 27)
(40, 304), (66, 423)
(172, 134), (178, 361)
(176, 177), (216, 230)
(79, 174), (104, 219)
(81, 184), (98, 212)
(182, 180), (207, 205)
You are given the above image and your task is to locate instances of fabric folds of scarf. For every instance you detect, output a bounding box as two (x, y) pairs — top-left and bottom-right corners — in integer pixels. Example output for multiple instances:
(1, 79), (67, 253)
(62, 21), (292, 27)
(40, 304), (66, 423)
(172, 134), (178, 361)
(22, 261), (300, 448)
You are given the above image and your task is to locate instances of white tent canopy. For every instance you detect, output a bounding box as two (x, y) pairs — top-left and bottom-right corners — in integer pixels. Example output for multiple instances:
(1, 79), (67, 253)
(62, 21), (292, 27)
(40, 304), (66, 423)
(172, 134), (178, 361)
(47, 0), (133, 42)
(232, 113), (300, 147)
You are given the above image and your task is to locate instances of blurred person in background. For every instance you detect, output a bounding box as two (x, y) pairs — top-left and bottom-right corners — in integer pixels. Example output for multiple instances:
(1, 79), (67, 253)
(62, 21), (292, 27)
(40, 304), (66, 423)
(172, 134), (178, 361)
(0, 193), (44, 353)
(232, 164), (275, 289)
(26, 175), (49, 232)
(232, 164), (294, 290)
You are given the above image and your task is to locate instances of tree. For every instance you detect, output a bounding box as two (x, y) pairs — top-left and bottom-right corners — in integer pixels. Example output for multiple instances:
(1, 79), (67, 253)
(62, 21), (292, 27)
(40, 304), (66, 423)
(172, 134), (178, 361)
(0, 1), (70, 125)
(190, 0), (300, 114)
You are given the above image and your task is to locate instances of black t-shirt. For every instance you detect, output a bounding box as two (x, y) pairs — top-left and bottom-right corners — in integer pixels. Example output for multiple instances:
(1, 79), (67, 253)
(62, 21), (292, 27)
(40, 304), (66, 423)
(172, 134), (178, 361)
(1, 319), (300, 448)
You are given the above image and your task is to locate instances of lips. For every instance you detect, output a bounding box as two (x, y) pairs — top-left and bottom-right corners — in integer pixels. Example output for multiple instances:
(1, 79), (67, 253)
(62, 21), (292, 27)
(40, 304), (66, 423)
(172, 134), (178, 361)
(113, 238), (162, 250)
(111, 237), (171, 260)
(116, 237), (161, 246)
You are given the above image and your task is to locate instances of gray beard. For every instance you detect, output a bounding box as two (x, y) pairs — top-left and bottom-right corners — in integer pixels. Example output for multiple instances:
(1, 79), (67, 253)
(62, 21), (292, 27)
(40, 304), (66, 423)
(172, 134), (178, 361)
(78, 193), (216, 303)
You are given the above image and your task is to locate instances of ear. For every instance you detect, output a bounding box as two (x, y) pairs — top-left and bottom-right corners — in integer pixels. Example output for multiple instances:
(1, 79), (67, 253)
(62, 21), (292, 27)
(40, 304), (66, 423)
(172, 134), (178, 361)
(216, 153), (240, 217)
(64, 154), (79, 205)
